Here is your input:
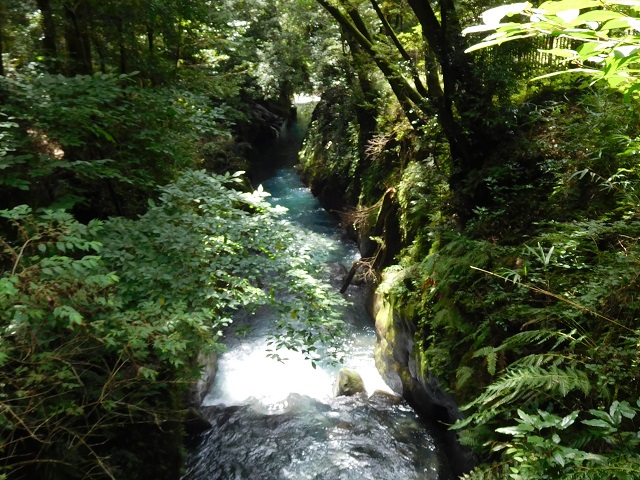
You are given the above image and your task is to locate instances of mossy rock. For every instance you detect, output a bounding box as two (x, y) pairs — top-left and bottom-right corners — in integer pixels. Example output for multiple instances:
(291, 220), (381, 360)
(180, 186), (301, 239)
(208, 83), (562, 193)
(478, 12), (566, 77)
(334, 368), (366, 396)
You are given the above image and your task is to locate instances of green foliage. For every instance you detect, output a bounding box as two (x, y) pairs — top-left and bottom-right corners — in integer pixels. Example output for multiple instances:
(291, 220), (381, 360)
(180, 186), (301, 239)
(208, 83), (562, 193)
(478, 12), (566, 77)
(464, 0), (640, 94)
(0, 70), (235, 215)
(380, 100), (640, 474)
(0, 206), (145, 479)
(439, 214), (640, 475)
(99, 169), (347, 361)
(482, 401), (640, 479)
(396, 159), (449, 243)
(0, 170), (346, 478)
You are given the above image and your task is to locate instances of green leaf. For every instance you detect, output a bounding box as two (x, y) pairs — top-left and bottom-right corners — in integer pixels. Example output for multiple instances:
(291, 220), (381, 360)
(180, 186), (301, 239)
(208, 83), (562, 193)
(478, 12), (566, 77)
(553, 451), (565, 467)
(582, 418), (613, 428)
(53, 305), (84, 327)
(465, 33), (538, 52)
(481, 3), (532, 27)
(602, 18), (637, 30)
(576, 10), (625, 23)
(559, 411), (579, 429)
(0, 277), (19, 297)
(539, 0), (602, 14)
(541, 48), (579, 59)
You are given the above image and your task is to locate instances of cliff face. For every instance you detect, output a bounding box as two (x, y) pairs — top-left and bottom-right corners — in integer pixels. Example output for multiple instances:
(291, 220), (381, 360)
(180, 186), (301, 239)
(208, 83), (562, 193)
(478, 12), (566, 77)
(299, 92), (476, 477)
(371, 284), (476, 478)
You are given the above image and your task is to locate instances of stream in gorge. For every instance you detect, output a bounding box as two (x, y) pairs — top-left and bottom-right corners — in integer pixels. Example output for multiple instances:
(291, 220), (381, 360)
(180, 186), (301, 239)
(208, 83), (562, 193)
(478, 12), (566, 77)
(182, 113), (449, 480)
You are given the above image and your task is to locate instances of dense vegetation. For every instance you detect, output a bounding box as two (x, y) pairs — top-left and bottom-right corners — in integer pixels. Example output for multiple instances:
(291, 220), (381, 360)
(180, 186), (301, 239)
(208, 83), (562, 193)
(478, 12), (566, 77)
(2, 0), (640, 479)
(299, 1), (640, 479)
(0, 1), (343, 478)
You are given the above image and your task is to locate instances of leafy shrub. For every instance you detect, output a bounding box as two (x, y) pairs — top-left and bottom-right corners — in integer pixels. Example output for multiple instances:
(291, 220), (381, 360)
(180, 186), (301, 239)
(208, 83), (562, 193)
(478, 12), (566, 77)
(491, 401), (640, 480)
(0, 170), (346, 479)
(99, 169), (346, 360)
(0, 70), (236, 216)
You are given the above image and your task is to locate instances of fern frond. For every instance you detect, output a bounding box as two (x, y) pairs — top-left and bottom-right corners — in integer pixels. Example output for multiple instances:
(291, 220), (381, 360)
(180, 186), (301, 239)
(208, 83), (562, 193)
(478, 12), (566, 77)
(497, 328), (584, 353)
(510, 352), (581, 369)
(473, 346), (498, 375)
(465, 365), (592, 412)
(472, 329), (587, 377)
(456, 365), (475, 390)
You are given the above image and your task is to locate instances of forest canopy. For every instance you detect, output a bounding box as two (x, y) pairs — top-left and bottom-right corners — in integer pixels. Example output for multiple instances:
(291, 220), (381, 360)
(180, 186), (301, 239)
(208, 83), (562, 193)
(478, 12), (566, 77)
(1, 0), (640, 479)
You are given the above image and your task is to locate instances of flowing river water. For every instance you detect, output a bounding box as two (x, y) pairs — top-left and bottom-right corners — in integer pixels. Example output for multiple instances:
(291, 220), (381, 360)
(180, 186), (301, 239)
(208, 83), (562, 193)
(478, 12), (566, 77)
(182, 116), (449, 480)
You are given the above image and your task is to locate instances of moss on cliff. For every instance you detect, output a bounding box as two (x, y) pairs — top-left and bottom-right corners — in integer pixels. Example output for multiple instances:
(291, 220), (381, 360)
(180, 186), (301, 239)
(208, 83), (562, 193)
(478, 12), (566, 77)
(300, 83), (640, 477)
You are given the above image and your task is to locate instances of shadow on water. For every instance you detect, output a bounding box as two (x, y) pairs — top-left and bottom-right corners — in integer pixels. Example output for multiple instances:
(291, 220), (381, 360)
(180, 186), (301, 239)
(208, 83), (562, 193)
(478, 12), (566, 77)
(249, 117), (310, 187)
(182, 111), (451, 480)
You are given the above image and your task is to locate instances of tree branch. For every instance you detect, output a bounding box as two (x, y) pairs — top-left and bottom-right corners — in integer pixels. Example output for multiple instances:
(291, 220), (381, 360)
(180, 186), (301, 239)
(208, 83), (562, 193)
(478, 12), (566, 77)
(369, 0), (428, 98)
(317, 0), (428, 126)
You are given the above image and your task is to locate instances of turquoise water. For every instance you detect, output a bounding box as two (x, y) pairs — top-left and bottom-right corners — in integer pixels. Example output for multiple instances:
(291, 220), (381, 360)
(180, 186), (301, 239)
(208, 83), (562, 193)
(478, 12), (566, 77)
(182, 119), (447, 480)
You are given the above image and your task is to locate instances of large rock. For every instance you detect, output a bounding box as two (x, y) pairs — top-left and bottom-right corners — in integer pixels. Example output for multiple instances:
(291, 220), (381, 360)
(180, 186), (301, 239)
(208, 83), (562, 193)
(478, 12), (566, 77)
(372, 278), (477, 478)
(190, 352), (218, 406)
(334, 368), (366, 397)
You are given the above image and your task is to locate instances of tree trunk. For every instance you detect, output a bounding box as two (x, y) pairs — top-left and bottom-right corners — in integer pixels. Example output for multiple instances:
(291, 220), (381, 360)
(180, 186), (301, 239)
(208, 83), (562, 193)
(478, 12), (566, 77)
(0, 8), (4, 78)
(343, 34), (378, 160)
(369, 0), (428, 98)
(63, 2), (93, 75)
(317, 0), (425, 128)
(147, 24), (154, 55)
(36, 0), (58, 72)
(405, 0), (499, 221)
(117, 17), (127, 74)
(92, 34), (107, 73)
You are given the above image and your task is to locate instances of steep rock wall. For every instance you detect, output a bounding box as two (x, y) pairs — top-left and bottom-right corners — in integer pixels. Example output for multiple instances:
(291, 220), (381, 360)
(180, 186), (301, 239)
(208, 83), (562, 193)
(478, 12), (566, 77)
(371, 285), (476, 478)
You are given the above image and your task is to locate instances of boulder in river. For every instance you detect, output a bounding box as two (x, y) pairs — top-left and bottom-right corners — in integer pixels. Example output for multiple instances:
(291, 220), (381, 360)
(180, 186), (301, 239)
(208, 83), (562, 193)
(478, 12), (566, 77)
(334, 368), (366, 397)
(368, 389), (403, 407)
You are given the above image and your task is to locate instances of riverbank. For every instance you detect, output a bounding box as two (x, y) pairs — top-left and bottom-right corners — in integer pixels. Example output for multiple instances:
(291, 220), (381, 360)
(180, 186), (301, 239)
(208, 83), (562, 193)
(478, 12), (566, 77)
(298, 84), (640, 479)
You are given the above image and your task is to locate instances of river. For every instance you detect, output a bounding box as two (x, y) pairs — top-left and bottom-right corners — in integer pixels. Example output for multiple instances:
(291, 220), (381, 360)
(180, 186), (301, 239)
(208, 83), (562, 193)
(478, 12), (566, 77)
(181, 115), (449, 480)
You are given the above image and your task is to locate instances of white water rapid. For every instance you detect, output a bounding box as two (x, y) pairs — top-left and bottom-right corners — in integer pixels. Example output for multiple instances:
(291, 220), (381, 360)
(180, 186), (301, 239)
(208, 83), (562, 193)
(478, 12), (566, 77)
(182, 118), (449, 480)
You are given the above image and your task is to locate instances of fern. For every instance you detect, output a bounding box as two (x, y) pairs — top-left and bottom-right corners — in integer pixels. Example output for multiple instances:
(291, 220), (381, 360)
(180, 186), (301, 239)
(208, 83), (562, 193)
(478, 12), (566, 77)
(510, 352), (581, 369)
(472, 329), (587, 376)
(456, 365), (475, 390)
(472, 346), (498, 375)
(464, 365), (592, 412)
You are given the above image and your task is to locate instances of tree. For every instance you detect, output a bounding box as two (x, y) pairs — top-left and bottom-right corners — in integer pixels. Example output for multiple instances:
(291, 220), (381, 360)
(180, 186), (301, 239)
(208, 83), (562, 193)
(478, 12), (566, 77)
(314, 0), (504, 221)
(35, 0), (58, 72)
(0, 1), (6, 77)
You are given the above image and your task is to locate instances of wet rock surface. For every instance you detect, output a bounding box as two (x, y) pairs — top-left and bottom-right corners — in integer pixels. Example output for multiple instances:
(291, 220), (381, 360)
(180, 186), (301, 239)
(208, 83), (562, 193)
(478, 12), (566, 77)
(184, 394), (448, 480)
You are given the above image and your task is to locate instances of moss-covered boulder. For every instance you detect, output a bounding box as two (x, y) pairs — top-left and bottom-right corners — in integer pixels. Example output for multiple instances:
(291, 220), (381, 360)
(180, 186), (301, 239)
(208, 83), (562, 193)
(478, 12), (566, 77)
(372, 274), (476, 477)
(334, 368), (366, 397)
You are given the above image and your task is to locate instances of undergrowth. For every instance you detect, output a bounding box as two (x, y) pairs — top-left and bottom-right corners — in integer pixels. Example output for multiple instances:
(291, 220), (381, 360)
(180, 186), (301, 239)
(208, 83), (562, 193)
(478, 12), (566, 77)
(379, 87), (640, 479)
(0, 170), (346, 479)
